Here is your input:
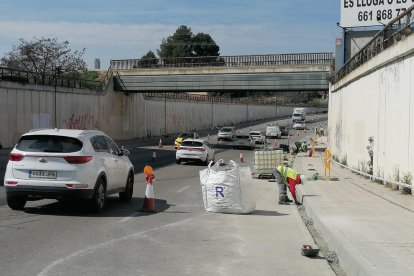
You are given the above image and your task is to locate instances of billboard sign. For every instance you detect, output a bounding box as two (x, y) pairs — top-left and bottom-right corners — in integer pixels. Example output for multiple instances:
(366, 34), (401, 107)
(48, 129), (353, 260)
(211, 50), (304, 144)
(340, 0), (414, 27)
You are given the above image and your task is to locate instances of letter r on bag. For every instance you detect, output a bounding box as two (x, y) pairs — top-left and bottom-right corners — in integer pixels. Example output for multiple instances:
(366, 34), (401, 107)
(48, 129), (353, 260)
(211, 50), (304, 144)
(215, 186), (224, 198)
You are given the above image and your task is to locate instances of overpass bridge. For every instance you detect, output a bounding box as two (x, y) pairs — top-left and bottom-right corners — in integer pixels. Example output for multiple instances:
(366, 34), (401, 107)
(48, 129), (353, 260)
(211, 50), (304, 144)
(109, 52), (332, 93)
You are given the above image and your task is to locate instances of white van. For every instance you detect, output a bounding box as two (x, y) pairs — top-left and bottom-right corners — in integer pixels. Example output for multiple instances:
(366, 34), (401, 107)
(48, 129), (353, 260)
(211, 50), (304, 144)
(292, 108), (307, 122)
(266, 125), (281, 138)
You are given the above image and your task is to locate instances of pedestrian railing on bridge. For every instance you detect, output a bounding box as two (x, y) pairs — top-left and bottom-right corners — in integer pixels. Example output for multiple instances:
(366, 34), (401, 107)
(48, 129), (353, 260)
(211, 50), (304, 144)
(332, 6), (414, 84)
(110, 52), (333, 70)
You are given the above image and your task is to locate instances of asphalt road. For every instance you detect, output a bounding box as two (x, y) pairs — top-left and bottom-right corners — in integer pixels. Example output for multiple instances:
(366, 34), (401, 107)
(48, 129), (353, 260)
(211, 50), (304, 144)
(0, 115), (331, 275)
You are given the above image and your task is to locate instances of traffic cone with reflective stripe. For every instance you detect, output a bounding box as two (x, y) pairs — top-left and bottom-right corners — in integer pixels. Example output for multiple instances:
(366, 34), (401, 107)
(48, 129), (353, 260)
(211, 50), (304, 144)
(272, 139), (277, 149)
(158, 138), (163, 148)
(152, 151), (156, 162)
(240, 151), (244, 163)
(142, 175), (157, 213)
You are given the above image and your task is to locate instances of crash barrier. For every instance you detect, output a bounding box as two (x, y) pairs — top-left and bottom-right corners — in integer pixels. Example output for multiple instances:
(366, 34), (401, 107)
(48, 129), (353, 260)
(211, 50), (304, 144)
(331, 159), (412, 192)
(253, 150), (284, 179)
(199, 160), (256, 214)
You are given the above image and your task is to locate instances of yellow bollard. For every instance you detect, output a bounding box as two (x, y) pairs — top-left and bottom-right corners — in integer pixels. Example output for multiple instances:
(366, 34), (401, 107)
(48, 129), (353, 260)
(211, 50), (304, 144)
(324, 149), (331, 177)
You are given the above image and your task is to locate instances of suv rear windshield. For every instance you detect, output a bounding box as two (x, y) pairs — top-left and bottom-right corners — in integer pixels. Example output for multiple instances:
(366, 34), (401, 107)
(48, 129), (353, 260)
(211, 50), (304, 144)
(16, 135), (83, 153)
(220, 128), (233, 132)
(250, 132), (261, 135)
(179, 133), (193, 138)
(237, 135), (250, 139)
(181, 141), (203, 147)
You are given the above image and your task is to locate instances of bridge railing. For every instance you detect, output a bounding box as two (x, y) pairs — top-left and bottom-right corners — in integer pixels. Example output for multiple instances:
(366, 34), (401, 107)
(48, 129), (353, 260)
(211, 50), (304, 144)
(0, 67), (102, 90)
(110, 52), (333, 70)
(332, 5), (414, 84)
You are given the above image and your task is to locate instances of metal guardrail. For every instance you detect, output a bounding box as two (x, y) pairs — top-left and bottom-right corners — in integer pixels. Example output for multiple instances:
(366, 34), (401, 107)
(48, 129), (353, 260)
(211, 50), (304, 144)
(110, 52), (333, 70)
(0, 67), (102, 90)
(332, 5), (414, 84)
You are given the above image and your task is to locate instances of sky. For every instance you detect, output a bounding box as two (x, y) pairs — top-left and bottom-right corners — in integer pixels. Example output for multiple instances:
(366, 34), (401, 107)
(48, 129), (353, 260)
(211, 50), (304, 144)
(0, 0), (341, 69)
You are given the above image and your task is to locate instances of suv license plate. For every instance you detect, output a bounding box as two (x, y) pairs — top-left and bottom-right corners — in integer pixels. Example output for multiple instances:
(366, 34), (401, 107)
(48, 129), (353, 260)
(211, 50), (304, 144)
(30, 170), (57, 179)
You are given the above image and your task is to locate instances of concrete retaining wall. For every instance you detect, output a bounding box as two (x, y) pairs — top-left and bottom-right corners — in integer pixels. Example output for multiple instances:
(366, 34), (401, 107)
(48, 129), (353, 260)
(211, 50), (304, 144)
(0, 80), (325, 148)
(329, 33), (414, 183)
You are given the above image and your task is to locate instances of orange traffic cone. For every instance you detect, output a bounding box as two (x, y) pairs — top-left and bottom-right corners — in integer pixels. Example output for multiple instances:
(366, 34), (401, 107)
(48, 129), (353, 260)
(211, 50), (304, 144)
(142, 175), (157, 213)
(297, 131), (300, 136)
(240, 151), (244, 163)
(151, 151), (156, 162)
(158, 138), (163, 148)
(272, 139), (277, 149)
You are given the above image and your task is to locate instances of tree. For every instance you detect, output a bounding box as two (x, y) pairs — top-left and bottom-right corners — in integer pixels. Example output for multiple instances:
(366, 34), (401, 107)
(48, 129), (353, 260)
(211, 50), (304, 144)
(157, 25), (220, 62)
(138, 50), (158, 68)
(1, 37), (87, 83)
(192, 33), (220, 57)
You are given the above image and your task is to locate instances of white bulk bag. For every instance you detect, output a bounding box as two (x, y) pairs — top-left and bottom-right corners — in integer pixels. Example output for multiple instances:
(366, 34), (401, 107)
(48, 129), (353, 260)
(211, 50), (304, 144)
(199, 159), (256, 214)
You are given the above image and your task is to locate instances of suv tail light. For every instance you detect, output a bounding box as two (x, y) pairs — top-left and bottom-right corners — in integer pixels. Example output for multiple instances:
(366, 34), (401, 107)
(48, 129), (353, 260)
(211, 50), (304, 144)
(64, 156), (93, 164)
(9, 153), (24, 161)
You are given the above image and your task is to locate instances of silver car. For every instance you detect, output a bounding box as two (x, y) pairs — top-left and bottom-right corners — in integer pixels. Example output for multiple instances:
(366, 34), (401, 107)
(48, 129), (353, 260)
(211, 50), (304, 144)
(233, 134), (255, 150)
(218, 127), (237, 141)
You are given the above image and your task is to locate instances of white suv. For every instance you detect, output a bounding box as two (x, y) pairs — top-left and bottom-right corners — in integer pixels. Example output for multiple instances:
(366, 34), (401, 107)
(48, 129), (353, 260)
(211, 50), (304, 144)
(4, 129), (134, 212)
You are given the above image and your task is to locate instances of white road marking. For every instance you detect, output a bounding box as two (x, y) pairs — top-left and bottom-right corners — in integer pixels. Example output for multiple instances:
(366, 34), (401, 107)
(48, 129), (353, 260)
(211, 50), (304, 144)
(118, 212), (140, 223)
(37, 213), (208, 276)
(176, 185), (189, 193)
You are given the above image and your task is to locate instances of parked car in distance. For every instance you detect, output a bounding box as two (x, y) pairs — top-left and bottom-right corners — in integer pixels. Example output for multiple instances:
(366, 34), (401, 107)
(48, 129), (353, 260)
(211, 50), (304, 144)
(4, 129), (134, 212)
(176, 139), (215, 165)
(174, 132), (200, 149)
(218, 127), (237, 141)
(249, 131), (266, 144)
(266, 125), (282, 139)
(292, 121), (307, 130)
(279, 125), (289, 136)
(233, 134), (255, 150)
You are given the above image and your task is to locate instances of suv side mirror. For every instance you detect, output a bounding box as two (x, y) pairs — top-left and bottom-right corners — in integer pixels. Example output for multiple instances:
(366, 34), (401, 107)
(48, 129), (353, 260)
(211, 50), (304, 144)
(120, 148), (130, 156)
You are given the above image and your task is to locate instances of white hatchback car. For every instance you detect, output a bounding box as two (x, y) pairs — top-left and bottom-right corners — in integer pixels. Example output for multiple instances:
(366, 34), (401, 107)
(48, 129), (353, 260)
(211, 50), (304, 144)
(249, 131), (266, 144)
(4, 129), (134, 212)
(176, 139), (215, 165)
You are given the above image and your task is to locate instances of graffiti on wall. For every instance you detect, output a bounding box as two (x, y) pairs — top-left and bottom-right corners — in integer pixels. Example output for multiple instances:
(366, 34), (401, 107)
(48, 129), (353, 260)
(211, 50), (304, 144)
(171, 115), (184, 129)
(64, 113), (100, 130)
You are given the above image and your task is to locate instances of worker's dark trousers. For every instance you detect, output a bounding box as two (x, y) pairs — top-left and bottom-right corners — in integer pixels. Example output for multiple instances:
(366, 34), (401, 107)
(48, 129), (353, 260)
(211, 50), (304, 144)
(273, 169), (287, 201)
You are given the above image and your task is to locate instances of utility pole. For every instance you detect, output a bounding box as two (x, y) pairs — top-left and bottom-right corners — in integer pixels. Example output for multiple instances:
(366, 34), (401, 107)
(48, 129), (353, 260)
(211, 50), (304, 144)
(54, 66), (62, 128)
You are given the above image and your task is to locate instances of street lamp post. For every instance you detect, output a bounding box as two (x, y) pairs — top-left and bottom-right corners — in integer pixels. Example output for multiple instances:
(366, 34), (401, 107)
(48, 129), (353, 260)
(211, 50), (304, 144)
(54, 66), (62, 128)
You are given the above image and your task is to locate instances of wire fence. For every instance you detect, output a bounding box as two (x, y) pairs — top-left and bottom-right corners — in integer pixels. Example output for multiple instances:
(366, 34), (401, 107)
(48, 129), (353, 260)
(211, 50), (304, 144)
(331, 159), (412, 191)
(0, 67), (102, 90)
(143, 92), (327, 107)
(332, 5), (414, 84)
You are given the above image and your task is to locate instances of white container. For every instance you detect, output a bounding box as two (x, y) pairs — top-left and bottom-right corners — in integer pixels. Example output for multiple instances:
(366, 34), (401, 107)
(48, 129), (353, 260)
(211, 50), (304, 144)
(254, 150), (283, 175)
